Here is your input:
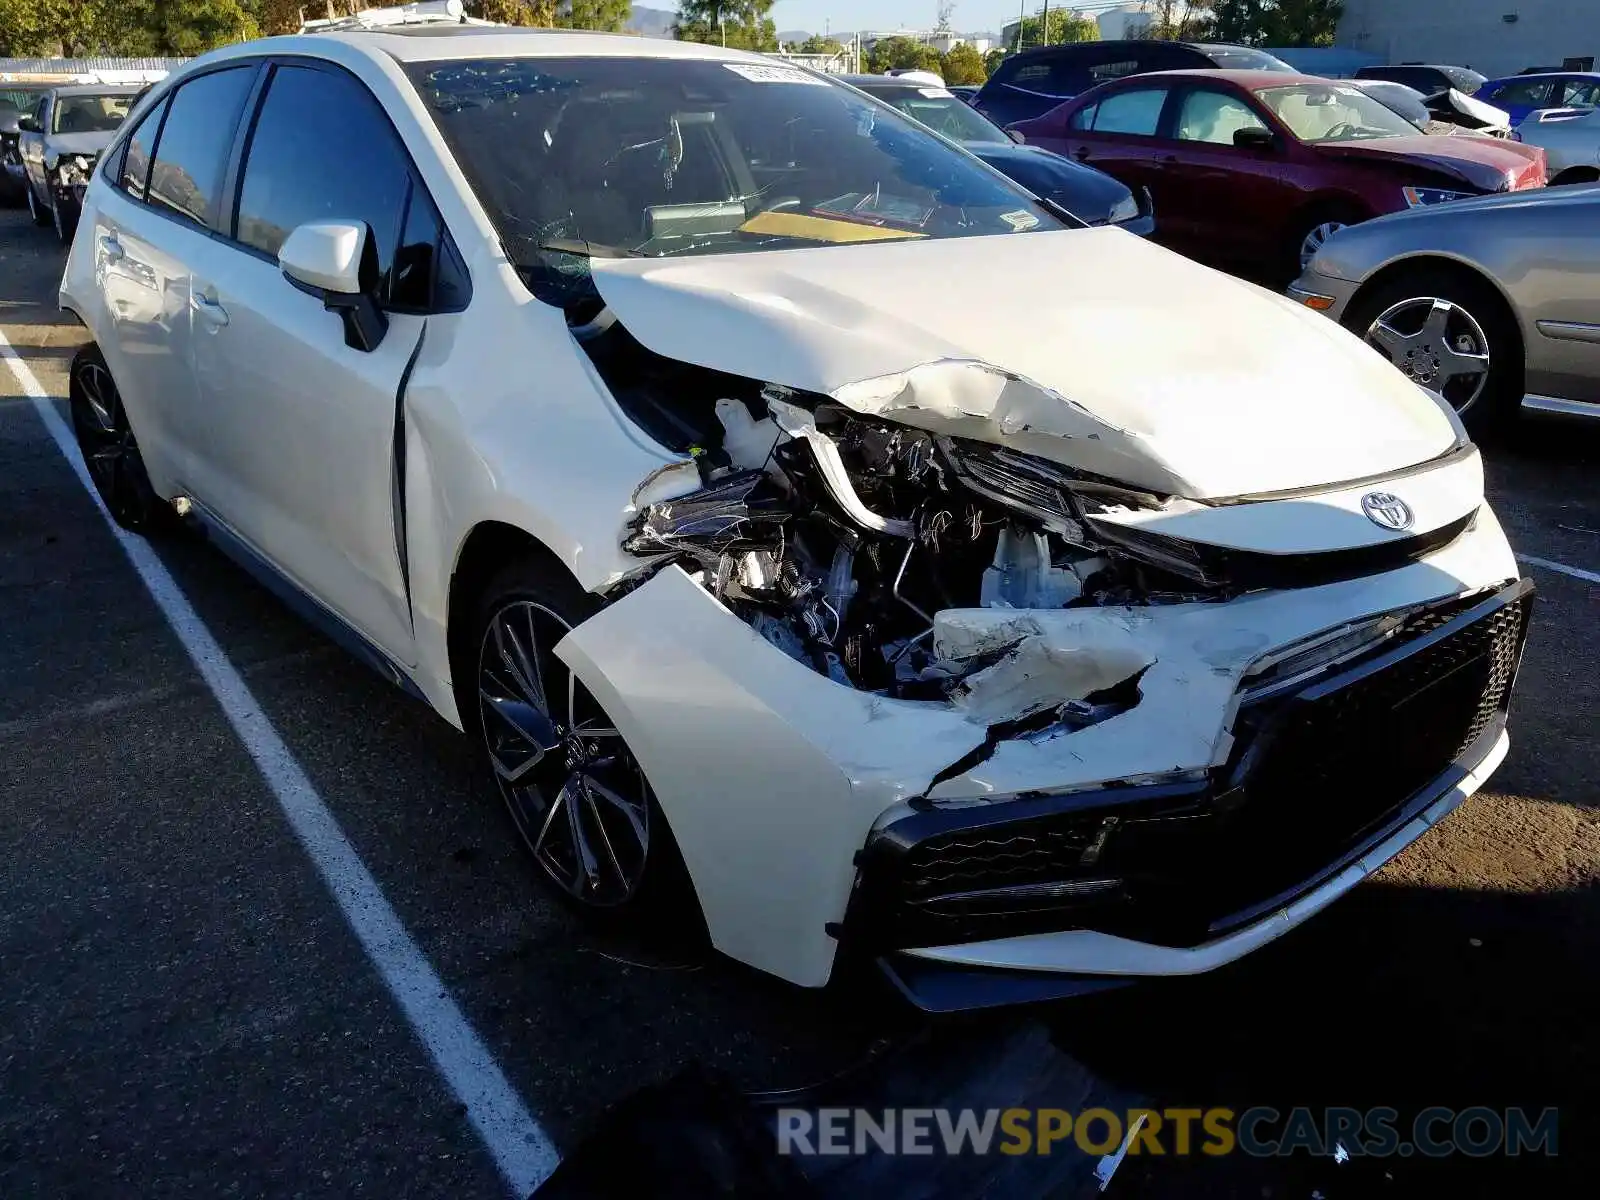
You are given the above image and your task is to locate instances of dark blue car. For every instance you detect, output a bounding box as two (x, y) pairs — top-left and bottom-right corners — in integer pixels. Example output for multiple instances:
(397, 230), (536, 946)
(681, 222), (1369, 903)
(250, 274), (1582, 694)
(1477, 72), (1600, 124)
(842, 74), (1154, 235)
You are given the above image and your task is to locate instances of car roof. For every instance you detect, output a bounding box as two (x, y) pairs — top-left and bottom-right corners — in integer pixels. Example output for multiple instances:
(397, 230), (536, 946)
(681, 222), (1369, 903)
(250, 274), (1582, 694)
(1007, 38), (1258, 60)
(297, 25), (769, 65)
(841, 74), (944, 88)
(1484, 70), (1600, 81)
(1120, 69), (1329, 90)
(48, 83), (145, 97)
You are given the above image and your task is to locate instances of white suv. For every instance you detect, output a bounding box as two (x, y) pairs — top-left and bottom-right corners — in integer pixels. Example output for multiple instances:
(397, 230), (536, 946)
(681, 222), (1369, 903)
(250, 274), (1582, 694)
(61, 28), (1531, 1010)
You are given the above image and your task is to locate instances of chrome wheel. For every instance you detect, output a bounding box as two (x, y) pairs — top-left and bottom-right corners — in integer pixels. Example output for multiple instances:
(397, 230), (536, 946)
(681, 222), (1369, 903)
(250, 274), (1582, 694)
(1299, 220), (1347, 270)
(477, 600), (651, 908)
(69, 352), (155, 528)
(1363, 296), (1492, 415)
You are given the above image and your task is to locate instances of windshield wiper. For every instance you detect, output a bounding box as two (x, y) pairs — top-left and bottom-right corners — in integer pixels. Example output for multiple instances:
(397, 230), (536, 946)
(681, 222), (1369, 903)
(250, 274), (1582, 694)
(536, 238), (645, 259)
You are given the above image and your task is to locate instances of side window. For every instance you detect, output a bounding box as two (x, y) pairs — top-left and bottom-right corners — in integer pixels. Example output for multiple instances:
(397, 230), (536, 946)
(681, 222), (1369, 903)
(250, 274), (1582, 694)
(235, 65), (410, 287)
(1175, 90), (1268, 145)
(1087, 88), (1169, 136)
(391, 184), (441, 310)
(1086, 56), (1142, 86)
(146, 67), (256, 230)
(118, 95), (169, 201)
(1562, 80), (1600, 106)
(1068, 102), (1098, 131)
(1492, 79), (1554, 107)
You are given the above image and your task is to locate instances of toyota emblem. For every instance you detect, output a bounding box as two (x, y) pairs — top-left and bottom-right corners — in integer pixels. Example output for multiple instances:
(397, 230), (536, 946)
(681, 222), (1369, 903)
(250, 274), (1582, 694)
(1362, 491), (1414, 532)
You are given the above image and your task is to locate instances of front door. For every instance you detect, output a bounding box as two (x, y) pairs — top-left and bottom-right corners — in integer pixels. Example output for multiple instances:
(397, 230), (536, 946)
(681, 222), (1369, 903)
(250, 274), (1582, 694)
(186, 61), (426, 664)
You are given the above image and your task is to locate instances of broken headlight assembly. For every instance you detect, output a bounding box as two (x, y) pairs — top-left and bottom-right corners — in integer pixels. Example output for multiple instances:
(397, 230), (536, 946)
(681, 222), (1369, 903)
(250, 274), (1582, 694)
(54, 155), (94, 188)
(622, 388), (1217, 703)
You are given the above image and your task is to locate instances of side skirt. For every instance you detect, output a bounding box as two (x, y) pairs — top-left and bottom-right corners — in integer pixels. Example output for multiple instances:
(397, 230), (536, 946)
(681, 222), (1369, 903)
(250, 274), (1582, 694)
(183, 499), (429, 705)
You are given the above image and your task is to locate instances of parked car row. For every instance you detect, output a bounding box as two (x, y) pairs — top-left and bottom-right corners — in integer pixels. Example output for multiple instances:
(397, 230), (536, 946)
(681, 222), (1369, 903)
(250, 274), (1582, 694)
(2, 83), (143, 241)
(1012, 70), (1545, 276)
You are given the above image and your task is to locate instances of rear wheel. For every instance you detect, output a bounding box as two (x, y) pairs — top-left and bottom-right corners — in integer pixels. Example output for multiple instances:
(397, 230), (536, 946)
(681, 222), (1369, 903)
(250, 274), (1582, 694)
(462, 558), (702, 934)
(68, 345), (167, 531)
(1286, 203), (1367, 279)
(1343, 267), (1521, 437)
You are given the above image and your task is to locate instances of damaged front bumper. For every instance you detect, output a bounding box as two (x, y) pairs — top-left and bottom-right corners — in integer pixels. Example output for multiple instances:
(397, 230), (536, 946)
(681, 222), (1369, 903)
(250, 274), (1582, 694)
(556, 504), (1527, 998)
(855, 581), (1529, 1011)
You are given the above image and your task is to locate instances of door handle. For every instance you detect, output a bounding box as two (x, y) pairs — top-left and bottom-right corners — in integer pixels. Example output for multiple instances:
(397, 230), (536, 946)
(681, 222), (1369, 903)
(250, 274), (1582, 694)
(1073, 147), (1091, 161)
(191, 291), (229, 328)
(97, 233), (124, 263)
(1157, 154), (1179, 165)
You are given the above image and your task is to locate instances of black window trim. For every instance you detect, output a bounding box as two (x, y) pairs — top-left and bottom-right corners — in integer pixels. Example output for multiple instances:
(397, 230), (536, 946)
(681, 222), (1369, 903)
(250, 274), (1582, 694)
(99, 53), (469, 316)
(222, 54), (470, 315)
(103, 60), (263, 236)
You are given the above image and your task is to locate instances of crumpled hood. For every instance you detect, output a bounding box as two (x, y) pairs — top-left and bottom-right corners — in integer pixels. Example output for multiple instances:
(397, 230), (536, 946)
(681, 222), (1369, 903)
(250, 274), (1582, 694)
(590, 229), (1460, 500)
(44, 131), (113, 160)
(1317, 133), (1543, 191)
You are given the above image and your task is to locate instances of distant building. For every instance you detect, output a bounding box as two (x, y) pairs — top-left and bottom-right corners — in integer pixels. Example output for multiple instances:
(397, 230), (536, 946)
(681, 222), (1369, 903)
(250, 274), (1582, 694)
(1337, 0), (1598, 77)
(1097, 3), (1154, 41)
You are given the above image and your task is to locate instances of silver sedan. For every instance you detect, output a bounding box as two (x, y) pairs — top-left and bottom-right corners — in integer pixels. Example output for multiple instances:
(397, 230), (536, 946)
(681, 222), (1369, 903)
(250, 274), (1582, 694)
(1288, 185), (1600, 431)
(1513, 106), (1600, 184)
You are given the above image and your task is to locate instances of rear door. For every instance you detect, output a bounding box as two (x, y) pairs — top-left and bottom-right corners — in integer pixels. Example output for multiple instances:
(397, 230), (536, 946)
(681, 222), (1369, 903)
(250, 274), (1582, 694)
(185, 60), (448, 664)
(86, 65), (260, 495)
(1040, 82), (1175, 214)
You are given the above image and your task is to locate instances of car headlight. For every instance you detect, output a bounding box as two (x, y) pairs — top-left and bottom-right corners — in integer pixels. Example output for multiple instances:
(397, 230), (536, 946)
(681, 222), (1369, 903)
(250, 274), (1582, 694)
(938, 438), (1166, 539)
(55, 155), (93, 186)
(1402, 185), (1473, 207)
(1107, 192), (1141, 225)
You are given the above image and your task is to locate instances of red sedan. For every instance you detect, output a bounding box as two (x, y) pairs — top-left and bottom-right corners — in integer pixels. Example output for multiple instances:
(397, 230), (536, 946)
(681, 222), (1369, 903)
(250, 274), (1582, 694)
(1012, 70), (1547, 276)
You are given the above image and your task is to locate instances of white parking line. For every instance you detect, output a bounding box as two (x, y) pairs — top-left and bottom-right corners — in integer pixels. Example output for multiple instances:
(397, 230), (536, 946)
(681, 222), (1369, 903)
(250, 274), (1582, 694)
(0, 333), (559, 1196)
(1518, 554), (1600, 586)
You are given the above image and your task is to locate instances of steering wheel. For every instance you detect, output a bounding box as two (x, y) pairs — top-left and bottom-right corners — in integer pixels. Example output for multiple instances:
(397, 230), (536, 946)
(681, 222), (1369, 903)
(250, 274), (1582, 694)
(1324, 122), (1360, 140)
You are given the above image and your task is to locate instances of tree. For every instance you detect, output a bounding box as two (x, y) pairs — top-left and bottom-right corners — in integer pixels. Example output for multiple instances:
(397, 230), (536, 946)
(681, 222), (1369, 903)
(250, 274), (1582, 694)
(1264, 0), (1343, 46)
(1014, 6), (1098, 50)
(244, 0), (304, 36)
(865, 35), (941, 76)
(0, 0), (256, 55)
(794, 34), (844, 54)
(1144, 0), (1214, 40)
(465, 0), (557, 25)
(558, 0), (631, 30)
(984, 46), (1008, 75)
(673, 1), (777, 52)
(941, 42), (988, 85)
(1209, 0), (1342, 45)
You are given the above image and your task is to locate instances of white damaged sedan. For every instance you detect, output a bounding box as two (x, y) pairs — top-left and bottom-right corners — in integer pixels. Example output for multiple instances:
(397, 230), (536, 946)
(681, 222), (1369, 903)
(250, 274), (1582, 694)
(61, 29), (1531, 1010)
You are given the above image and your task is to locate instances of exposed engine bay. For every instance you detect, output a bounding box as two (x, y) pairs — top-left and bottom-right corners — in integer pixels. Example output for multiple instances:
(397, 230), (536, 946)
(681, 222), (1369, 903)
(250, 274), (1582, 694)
(580, 318), (1219, 717)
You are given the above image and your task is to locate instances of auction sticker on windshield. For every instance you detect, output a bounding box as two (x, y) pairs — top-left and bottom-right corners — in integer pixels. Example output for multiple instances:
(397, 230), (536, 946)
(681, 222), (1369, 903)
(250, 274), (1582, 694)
(723, 63), (828, 86)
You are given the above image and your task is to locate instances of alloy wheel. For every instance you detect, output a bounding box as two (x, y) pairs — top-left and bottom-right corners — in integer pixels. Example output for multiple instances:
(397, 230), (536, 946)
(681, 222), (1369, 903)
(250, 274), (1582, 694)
(1298, 220), (1347, 271)
(1363, 296), (1491, 415)
(70, 354), (152, 526)
(477, 600), (652, 908)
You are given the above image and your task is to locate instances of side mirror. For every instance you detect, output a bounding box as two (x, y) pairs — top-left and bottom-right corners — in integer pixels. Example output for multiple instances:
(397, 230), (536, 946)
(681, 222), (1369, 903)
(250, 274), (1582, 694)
(1007, 127), (1027, 144)
(278, 221), (388, 352)
(17, 115), (40, 134)
(1233, 126), (1277, 151)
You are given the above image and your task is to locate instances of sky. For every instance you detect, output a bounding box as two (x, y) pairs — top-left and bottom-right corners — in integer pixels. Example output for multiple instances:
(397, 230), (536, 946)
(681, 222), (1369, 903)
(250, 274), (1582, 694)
(765, 1), (1101, 36)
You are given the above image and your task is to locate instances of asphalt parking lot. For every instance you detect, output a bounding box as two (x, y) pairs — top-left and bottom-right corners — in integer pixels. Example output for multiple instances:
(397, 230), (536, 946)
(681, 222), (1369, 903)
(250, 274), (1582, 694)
(2, 202), (1597, 1198)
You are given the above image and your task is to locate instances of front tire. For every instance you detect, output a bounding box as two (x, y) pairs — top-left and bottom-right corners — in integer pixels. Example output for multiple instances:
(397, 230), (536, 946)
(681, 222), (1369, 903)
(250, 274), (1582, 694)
(462, 558), (701, 932)
(1343, 267), (1520, 437)
(68, 345), (167, 531)
(26, 182), (49, 227)
(51, 191), (77, 244)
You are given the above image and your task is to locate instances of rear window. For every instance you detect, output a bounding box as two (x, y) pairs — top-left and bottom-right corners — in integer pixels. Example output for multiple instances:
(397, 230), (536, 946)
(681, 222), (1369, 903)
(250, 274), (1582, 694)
(1203, 46), (1296, 72)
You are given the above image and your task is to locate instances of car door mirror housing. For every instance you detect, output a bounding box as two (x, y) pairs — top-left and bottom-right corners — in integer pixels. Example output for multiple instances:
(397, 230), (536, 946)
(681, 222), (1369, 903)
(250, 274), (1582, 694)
(17, 115), (40, 134)
(278, 221), (389, 353)
(1233, 126), (1277, 151)
(1007, 127), (1026, 144)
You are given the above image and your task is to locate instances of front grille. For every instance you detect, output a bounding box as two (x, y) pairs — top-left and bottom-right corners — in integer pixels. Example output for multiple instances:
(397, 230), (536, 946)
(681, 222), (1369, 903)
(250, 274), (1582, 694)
(851, 583), (1532, 951)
